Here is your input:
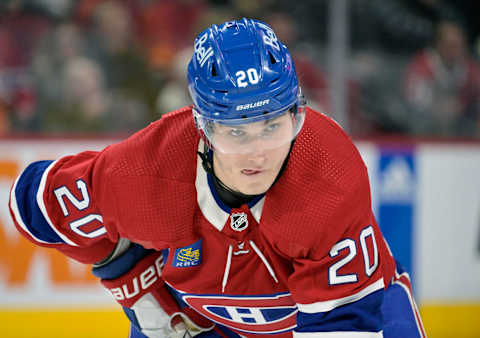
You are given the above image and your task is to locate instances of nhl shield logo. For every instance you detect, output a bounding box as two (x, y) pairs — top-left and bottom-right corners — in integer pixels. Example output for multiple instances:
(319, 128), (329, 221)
(230, 212), (248, 232)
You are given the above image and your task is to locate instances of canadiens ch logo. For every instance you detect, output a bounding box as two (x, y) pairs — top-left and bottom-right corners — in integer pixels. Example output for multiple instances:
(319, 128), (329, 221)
(230, 212), (248, 232)
(182, 293), (297, 334)
(172, 240), (202, 268)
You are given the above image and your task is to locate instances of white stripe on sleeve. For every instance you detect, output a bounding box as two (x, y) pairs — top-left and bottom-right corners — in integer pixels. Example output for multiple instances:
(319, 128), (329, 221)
(297, 278), (384, 313)
(36, 159), (79, 246)
(10, 166), (55, 245)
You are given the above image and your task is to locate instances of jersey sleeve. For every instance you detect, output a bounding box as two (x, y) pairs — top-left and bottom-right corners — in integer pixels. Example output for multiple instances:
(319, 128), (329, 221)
(287, 168), (391, 337)
(8, 150), (117, 263)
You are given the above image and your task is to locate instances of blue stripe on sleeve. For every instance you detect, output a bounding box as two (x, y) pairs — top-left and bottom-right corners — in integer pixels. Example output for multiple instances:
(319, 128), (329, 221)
(295, 288), (383, 333)
(14, 160), (66, 244)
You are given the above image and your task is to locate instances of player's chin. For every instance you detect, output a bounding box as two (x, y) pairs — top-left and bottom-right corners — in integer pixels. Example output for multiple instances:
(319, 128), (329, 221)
(238, 179), (272, 195)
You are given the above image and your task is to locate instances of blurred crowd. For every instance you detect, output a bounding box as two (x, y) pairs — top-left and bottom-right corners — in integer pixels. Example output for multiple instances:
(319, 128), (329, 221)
(1, 0), (480, 138)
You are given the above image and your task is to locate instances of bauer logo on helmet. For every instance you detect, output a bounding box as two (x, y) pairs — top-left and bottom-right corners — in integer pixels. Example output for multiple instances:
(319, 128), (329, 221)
(236, 99), (270, 111)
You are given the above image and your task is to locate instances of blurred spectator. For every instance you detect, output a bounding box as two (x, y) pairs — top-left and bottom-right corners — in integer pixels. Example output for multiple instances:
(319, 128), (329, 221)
(403, 20), (480, 137)
(41, 56), (109, 133)
(0, 3), (52, 133)
(85, 0), (159, 126)
(31, 22), (87, 118)
(155, 47), (193, 114)
(32, 21), (120, 133)
(138, 0), (207, 71)
(41, 54), (151, 134)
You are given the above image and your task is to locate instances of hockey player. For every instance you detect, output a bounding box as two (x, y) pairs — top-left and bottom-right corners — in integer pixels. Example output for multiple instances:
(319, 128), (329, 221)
(9, 18), (426, 337)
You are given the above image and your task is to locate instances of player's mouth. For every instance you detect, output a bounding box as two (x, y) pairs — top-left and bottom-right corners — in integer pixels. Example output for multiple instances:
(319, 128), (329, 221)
(241, 169), (264, 176)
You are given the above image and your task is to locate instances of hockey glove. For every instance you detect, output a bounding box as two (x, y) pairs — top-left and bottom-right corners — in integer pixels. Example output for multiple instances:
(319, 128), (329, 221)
(92, 242), (214, 338)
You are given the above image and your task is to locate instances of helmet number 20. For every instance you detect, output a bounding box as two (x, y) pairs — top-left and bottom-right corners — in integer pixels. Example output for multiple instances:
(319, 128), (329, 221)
(236, 68), (259, 88)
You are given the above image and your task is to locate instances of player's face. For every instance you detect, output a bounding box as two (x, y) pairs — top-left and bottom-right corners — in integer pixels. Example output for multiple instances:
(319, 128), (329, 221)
(212, 113), (293, 195)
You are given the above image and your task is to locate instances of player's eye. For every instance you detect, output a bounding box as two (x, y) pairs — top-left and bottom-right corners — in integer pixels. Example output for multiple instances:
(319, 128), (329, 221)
(264, 123), (280, 133)
(260, 123), (281, 138)
(227, 129), (246, 138)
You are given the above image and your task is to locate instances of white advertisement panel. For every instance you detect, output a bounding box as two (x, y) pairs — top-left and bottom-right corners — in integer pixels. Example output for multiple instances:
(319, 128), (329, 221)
(416, 144), (480, 302)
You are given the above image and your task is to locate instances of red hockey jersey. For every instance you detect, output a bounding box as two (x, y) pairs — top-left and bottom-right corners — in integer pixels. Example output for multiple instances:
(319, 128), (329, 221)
(9, 106), (397, 337)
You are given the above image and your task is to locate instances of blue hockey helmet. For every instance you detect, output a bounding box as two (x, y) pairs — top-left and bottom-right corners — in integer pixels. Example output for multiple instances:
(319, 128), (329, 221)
(187, 18), (305, 154)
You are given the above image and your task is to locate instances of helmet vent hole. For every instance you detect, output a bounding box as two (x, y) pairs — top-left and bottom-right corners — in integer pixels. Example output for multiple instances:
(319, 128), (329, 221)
(211, 63), (217, 76)
(268, 51), (277, 65)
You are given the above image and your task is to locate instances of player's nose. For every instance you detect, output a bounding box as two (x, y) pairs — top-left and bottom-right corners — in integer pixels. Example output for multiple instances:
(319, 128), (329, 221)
(246, 149), (267, 164)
